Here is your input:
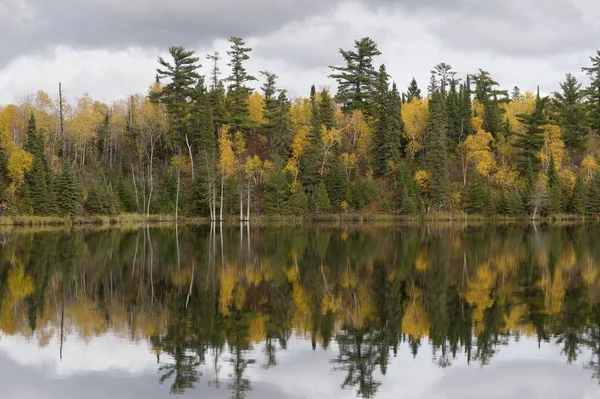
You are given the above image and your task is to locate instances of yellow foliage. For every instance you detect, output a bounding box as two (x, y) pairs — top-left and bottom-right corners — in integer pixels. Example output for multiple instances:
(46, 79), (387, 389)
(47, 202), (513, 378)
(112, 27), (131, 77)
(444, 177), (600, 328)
(8, 263), (34, 300)
(492, 164), (522, 191)
(248, 92), (266, 125)
(7, 149), (33, 188)
(290, 97), (312, 130)
(414, 170), (430, 194)
(539, 124), (565, 171)
(402, 288), (429, 339)
(505, 91), (536, 135)
(472, 116), (483, 132)
(285, 125), (310, 180)
(465, 263), (496, 312)
(218, 126), (237, 177)
(249, 314), (266, 343)
(581, 154), (599, 182)
(219, 267), (236, 316)
(464, 130), (496, 176)
(415, 251), (429, 272)
(402, 98), (429, 159)
(560, 169), (576, 194)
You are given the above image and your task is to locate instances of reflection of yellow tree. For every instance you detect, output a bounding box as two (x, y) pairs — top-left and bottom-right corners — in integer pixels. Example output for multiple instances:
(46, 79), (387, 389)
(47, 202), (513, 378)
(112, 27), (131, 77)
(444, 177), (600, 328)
(402, 287), (429, 339)
(539, 270), (565, 316)
(69, 301), (108, 340)
(465, 263), (496, 333)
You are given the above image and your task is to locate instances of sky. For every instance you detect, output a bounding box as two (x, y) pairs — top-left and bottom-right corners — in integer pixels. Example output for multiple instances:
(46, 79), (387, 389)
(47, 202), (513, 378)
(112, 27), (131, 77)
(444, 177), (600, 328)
(1, 331), (599, 398)
(1, 0), (600, 105)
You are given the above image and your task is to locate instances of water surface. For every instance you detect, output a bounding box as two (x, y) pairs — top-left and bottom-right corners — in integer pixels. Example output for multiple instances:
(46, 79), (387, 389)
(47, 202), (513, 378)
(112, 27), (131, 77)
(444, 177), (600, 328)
(1, 223), (599, 398)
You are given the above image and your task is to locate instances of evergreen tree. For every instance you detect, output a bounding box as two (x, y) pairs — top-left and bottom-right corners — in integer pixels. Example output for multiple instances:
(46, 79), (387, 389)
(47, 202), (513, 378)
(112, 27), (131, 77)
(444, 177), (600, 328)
(324, 159), (348, 211)
(551, 73), (588, 158)
(189, 79), (216, 153)
(470, 69), (508, 137)
(313, 182), (331, 212)
(285, 184), (309, 215)
(513, 91), (548, 174)
(568, 175), (587, 214)
(319, 89), (337, 130)
(206, 52), (227, 130)
(459, 77), (475, 138)
(226, 37), (257, 133)
(301, 86), (325, 191)
(546, 155), (563, 214)
(406, 78), (422, 102)
(430, 63), (456, 97)
(24, 114), (55, 215)
(55, 161), (82, 216)
(465, 169), (494, 215)
(446, 79), (462, 151)
(423, 92), (450, 210)
(396, 162), (420, 215)
(84, 187), (104, 214)
(261, 71), (292, 158)
(328, 37), (381, 116)
(582, 50), (600, 134)
(264, 167), (289, 214)
(587, 173), (600, 215)
(375, 82), (404, 175)
(511, 86), (522, 101)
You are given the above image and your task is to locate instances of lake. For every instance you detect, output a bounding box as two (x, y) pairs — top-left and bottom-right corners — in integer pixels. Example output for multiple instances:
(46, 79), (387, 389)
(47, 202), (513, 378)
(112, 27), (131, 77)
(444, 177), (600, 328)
(0, 223), (599, 398)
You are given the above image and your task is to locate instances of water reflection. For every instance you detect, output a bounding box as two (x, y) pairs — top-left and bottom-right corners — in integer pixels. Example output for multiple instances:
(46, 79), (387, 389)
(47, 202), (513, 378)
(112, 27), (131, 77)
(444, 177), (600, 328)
(1, 223), (600, 398)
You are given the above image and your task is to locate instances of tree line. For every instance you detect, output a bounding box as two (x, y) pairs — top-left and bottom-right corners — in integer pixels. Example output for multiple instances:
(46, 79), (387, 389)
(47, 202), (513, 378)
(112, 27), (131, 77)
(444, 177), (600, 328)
(1, 37), (600, 219)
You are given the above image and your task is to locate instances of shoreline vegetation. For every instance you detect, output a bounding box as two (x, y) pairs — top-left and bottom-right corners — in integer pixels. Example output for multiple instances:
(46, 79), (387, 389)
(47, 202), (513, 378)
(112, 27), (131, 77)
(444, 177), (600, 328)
(1, 37), (600, 222)
(0, 212), (592, 228)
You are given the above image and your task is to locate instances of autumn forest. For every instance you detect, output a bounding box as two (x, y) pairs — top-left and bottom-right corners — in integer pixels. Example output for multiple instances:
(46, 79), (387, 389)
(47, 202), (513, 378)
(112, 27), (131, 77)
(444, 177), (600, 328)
(1, 37), (600, 219)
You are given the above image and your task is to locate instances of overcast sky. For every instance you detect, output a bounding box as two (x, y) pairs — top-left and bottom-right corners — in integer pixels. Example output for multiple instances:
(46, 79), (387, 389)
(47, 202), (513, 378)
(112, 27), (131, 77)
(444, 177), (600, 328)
(1, 0), (600, 105)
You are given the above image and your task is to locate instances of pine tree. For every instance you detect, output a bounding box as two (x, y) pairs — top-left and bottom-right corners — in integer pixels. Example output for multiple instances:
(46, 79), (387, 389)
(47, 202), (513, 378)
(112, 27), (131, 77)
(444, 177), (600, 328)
(582, 50), (600, 134)
(328, 37), (381, 116)
(513, 90), (548, 174)
(206, 52), (227, 130)
(470, 69), (508, 137)
(430, 63), (456, 97)
(423, 92), (450, 210)
(313, 181), (331, 212)
(56, 161), (82, 215)
(551, 73), (587, 159)
(568, 175), (586, 214)
(406, 78), (422, 102)
(226, 37), (257, 133)
(190, 79), (216, 153)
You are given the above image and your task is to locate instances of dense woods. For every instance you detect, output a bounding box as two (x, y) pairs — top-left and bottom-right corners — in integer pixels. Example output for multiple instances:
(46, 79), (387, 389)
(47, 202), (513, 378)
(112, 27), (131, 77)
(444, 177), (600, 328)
(2, 37), (600, 219)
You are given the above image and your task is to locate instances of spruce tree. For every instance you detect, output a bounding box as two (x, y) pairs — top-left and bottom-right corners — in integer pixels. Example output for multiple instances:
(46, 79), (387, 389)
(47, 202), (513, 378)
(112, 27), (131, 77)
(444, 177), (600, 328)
(301, 86), (325, 192)
(423, 92), (450, 211)
(313, 182), (331, 213)
(568, 175), (586, 215)
(546, 155), (563, 214)
(328, 37), (381, 116)
(375, 82), (404, 176)
(396, 162), (420, 215)
(551, 73), (587, 159)
(261, 71), (292, 158)
(586, 173), (600, 215)
(324, 158), (348, 211)
(226, 37), (257, 133)
(406, 78), (422, 102)
(189, 79), (216, 153)
(513, 91), (548, 174)
(459, 77), (475, 137)
(24, 114), (55, 215)
(446, 79), (462, 151)
(206, 52), (227, 130)
(264, 167), (289, 214)
(465, 169), (493, 215)
(582, 50), (600, 135)
(56, 161), (82, 216)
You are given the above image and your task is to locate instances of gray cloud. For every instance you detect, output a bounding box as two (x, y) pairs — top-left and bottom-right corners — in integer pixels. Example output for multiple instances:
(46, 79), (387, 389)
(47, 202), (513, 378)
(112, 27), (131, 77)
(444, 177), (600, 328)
(0, 0), (343, 67)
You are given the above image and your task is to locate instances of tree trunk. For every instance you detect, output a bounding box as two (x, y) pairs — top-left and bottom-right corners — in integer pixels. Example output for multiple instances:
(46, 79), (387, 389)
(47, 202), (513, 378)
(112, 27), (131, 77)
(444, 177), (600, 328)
(132, 165), (140, 213)
(219, 174), (224, 222)
(185, 133), (195, 180)
(246, 180), (250, 222)
(239, 185), (244, 221)
(175, 145), (181, 222)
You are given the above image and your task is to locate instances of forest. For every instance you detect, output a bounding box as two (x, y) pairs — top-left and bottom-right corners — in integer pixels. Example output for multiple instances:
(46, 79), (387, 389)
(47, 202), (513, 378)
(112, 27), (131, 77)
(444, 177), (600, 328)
(1, 36), (600, 219)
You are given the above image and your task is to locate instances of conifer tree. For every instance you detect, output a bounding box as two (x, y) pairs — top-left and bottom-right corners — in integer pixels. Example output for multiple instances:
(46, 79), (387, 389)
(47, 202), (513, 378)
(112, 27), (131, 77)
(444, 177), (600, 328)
(546, 155), (563, 214)
(328, 37), (381, 116)
(324, 158), (348, 211)
(470, 69), (508, 137)
(376, 83), (404, 175)
(465, 169), (493, 215)
(24, 114), (55, 215)
(513, 91), (548, 174)
(313, 181), (331, 212)
(586, 173), (600, 215)
(226, 37), (257, 133)
(423, 92), (450, 211)
(265, 166), (289, 214)
(301, 86), (326, 194)
(568, 175), (586, 214)
(396, 162), (420, 215)
(206, 52), (227, 130)
(430, 63), (456, 97)
(56, 160), (82, 215)
(446, 79), (462, 151)
(551, 73), (587, 159)
(459, 77), (475, 138)
(582, 50), (600, 134)
(261, 71), (292, 158)
(406, 78), (422, 102)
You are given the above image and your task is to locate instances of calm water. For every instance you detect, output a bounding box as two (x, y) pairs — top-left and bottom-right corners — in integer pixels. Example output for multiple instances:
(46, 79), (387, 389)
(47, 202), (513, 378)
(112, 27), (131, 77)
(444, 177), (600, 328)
(1, 223), (600, 398)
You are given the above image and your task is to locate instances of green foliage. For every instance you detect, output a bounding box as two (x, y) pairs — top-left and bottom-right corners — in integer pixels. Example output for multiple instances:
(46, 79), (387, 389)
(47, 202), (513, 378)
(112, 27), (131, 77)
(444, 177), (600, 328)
(423, 92), (449, 210)
(587, 174), (600, 215)
(568, 175), (586, 214)
(324, 159), (348, 211)
(226, 36), (257, 133)
(497, 190), (523, 216)
(582, 50), (600, 134)
(513, 91), (548, 174)
(84, 182), (116, 215)
(464, 170), (494, 215)
(56, 161), (82, 216)
(285, 185), (309, 215)
(261, 72), (293, 158)
(313, 182), (331, 213)
(406, 77), (422, 102)
(551, 73), (587, 157)
(328, 37), (381, 116)
(396, 163), (420, 215)
(265, 167), (290, 215)
(347, 177), (379, 210)
(374, 83), (404, 176)
(24, 114), (55, 215)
